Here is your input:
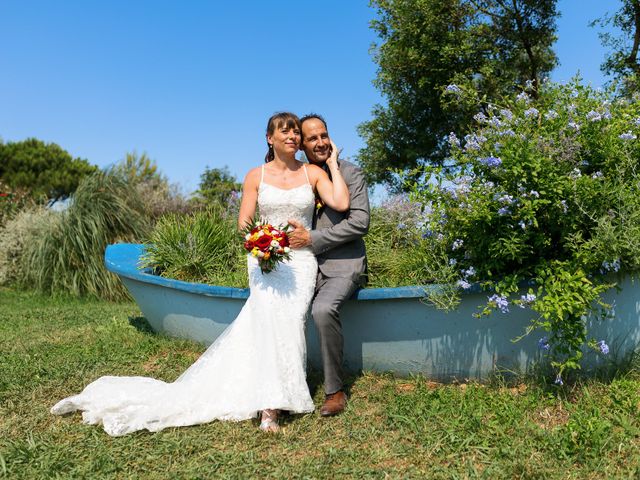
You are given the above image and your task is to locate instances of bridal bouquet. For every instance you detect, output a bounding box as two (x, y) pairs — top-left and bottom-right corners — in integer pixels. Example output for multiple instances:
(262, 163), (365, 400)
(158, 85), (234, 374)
(242, 220), (292, 273)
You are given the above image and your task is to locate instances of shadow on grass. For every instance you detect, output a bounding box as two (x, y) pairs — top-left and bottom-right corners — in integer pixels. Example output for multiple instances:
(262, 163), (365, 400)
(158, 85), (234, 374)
(128, 316), (156, 335)
(485, 346), (640, 397)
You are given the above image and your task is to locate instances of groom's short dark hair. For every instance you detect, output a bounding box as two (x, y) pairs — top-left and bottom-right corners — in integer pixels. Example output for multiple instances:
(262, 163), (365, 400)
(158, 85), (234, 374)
(300, 113), (328, 138)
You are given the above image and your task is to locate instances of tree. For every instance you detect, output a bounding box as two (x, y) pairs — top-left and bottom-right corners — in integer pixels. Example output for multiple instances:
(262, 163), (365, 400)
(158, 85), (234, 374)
(196, 166), (241, 206)
(592, 0), (640, 91)
(358, 0), (559, 188)
(109, 151), (166, 186)
(0, 138), (97, 201)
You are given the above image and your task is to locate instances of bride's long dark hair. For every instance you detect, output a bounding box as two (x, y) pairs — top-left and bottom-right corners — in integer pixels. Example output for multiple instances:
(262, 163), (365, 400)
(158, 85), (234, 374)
(265, 112), (302, 163)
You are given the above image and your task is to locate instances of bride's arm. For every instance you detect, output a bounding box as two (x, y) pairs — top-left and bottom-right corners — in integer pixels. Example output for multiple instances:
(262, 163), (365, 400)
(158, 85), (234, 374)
(237, 168), (260, 230)
(311, 141), (349, 212)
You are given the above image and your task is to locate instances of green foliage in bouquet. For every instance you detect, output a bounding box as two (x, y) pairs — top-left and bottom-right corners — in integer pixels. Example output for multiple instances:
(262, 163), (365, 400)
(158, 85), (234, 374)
(410, 79), (640, 381)
(141, 206), (247, 288)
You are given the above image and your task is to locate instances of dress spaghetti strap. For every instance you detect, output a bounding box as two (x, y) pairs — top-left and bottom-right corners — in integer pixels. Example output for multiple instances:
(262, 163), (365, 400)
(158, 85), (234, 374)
(260, 165), (265, 184)
(302, 164), (310, 185)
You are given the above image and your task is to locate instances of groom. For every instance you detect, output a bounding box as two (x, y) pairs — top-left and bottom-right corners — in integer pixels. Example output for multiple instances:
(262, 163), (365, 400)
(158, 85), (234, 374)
(288, 114), (370, 416)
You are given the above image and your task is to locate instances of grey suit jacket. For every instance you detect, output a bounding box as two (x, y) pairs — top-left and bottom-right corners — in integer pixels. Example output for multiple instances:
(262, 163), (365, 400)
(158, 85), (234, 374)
(310, 159), (370, 285)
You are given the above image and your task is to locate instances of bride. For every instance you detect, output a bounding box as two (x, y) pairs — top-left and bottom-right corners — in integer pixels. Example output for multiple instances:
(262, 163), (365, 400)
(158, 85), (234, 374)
(51, 112), (349, 435)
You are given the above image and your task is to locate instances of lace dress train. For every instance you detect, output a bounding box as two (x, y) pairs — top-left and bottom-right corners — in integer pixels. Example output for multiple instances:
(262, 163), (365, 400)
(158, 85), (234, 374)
(51, 173), (318, 436)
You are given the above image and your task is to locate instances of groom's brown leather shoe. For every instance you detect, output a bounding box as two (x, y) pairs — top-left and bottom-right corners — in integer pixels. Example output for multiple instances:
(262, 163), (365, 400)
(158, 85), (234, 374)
(320, 391), (347, 417)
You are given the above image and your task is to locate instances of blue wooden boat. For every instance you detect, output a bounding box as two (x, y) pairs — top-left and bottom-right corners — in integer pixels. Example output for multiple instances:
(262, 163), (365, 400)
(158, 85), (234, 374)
(105, 243), (640, 380)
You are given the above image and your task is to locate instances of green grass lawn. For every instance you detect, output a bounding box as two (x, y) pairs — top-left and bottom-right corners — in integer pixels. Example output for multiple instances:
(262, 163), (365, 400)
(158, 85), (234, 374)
(2, 287), (640, 479)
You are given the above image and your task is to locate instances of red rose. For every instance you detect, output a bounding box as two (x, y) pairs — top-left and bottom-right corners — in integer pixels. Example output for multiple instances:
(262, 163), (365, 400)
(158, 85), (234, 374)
(255, 234), (272, 250)
(278, 236), (289, 247)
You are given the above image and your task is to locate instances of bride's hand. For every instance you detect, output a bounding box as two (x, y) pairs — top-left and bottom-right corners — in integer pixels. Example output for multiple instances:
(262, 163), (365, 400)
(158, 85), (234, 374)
(325, 140), (340, 168)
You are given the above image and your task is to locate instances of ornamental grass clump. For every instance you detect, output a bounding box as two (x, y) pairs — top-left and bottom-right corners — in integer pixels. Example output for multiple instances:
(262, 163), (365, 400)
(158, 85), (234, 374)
(141, 206), (247, 288)
(412, 79), (640, 380)
(19, 171), (149, 300)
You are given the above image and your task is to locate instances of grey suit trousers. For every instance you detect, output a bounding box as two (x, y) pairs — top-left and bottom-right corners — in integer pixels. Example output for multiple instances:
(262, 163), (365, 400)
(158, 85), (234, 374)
(312, 272), (360, 395)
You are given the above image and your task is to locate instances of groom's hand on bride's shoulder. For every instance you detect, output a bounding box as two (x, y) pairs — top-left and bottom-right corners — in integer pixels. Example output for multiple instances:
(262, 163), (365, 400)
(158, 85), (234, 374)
(287, 219), (311, 248)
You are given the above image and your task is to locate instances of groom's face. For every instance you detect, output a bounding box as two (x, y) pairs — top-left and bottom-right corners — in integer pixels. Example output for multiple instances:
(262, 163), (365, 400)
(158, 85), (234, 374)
(301, 118), (331, 165)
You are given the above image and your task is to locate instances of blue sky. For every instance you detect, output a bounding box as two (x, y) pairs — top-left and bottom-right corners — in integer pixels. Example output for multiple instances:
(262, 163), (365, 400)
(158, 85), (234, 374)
(0, 0), (621, 194)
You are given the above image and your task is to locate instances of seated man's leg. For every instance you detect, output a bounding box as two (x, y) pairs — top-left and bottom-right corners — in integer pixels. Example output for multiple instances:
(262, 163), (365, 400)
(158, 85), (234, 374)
(312, 273), (359, 395)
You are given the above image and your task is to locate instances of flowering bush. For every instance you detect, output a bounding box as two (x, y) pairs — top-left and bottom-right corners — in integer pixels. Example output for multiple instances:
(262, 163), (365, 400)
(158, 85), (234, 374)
(365, 195), (460, 307)
(411, 79), (640, 380)
(0, 181), (32, 228)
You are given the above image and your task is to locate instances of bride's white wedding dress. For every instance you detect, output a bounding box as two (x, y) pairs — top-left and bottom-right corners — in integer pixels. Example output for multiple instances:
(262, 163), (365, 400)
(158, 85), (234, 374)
(51, 166), (317, 436)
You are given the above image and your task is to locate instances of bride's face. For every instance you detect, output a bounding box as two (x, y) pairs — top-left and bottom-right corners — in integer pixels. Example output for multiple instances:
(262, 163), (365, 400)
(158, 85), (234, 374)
(267, 125), (301, 157)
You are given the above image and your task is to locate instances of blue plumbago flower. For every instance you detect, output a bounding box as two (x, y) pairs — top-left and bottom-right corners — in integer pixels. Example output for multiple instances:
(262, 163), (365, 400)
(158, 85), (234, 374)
(397, 222), (407, 230)
(464, 139), (481, 152)
(500, 109), (514, 121)
(560, 200), (568, 213)
(452, 239), (464, 250)
(449, 258), (458, 266)
(448, 132), (460, 147)
(462, 266), (476, 278)
(445, 84), (462, 94)
(525, 79), (535, 90)
(538, 336), (550, 350)
(570, 168), (582, 179)
(601, 258), (621, 273)
(497, 206), (510, 216)
(545, 110), (559, 120)
(436, 233), (445, 241)
(422, 229), (434, 239)
(603, 110), (612, 120)
(474, 112), (488, 123)
(567, 102), (577, 112)
(488, 294), (509, 313)
(555, 373), (564, 386)
(524, 107), (539, 118)
(464, 133), (487, 152)
(619, 131), (637, 140)
(597, 340), (610, 355)
(516, 91), (530, 103)
(586, 110), (602, 122)
(529, 190), (540, 198)
(519, 293), (537, 308)
(634, 117), (640, 126)
(457, 279), (472, 290)
(488, 117), (504, 128)
(479, 156), (502, 167)
(568, 121), (581, 131)
(496, 194), (516, 204)
(518, 220), (526, 229)
(497, 129), (515, 137)
(592, 171), (604, 179)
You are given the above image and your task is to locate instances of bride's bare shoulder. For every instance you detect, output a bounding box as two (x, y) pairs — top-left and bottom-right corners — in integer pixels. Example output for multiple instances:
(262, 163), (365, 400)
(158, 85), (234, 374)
(243, 166), (263, 185)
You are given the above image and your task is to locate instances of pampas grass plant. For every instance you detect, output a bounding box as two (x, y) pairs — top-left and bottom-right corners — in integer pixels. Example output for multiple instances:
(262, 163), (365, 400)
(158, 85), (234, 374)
(19, 171), (149, 300)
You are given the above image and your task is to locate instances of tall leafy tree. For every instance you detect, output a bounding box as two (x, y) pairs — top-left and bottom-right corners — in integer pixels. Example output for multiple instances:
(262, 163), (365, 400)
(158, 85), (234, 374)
(0, 138), (97, 201)
(110, 151), (166, 186)
(358, 0), (559, 188)
(592, 0), (640, 91)
(196, 166), (241, 206)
